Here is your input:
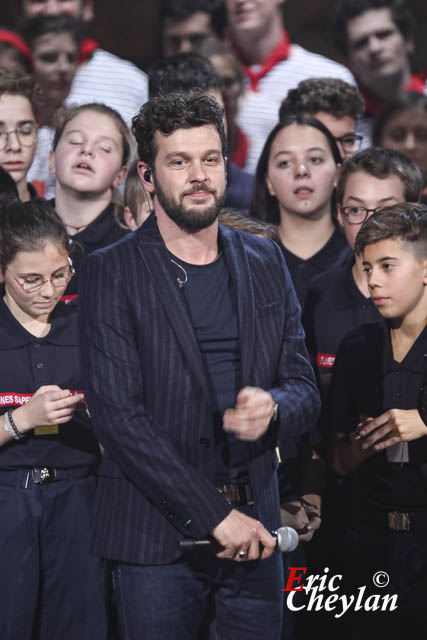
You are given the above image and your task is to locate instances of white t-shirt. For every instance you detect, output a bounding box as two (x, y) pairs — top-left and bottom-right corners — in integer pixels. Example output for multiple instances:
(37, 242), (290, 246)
(236, 44), (355, 173)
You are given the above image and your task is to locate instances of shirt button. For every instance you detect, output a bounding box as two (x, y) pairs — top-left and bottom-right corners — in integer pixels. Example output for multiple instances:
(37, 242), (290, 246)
(395, 370), (400, 375)
(36, 363), (44, 369)
(361, 305), (367, 310)
(199, 436), (210, 448)
(33, 343), (40, 349)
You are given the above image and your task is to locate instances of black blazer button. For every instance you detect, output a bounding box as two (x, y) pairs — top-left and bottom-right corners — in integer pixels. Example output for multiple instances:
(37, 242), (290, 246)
(199, 436), (210, 447)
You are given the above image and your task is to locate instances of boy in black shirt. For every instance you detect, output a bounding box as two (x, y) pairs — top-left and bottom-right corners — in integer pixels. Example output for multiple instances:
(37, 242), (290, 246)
(304, 148), (423, 393)
(327, 203), (427, 637)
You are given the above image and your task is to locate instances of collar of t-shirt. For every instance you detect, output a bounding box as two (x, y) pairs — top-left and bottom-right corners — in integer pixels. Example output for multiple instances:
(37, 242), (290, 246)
(78, 37), (99, 64)
(231, 29), (291, 92)
(0, 297), (77, 349)
(360, 73), (426, 118)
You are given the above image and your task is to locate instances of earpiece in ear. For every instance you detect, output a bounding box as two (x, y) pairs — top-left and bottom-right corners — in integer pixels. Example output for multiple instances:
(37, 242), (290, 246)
(144, 170), (152, 183)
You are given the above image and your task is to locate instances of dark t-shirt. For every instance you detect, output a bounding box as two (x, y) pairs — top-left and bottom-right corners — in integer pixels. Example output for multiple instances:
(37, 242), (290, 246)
(0, 299), (100, 469)
(170, 252), (250, 484)
(325, 321), (427, 511)
(281, 226), (351, 307)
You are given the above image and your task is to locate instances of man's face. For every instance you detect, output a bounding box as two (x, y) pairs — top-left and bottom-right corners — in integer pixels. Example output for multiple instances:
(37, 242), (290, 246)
(314, 111), (359, 160)
(345, 7), (412, 91)
(162, 11), (215, 56)
(338, 171), (405, 249)
(21, 0), (93, 20)
(0, 94), (37, 190)
(143, 125), (226, 234)
(226, 0), (284, 38)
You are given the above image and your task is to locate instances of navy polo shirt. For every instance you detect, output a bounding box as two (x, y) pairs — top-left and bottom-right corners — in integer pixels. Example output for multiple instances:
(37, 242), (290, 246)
(281, 226), (351, 307)
(0, 298), (100, 470)
(325, 321), (427, 511)
(303, 258), (380, 391)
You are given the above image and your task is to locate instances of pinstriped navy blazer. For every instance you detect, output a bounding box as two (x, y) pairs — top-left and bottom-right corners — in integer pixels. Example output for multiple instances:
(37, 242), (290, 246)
(78, 214), (320, 564)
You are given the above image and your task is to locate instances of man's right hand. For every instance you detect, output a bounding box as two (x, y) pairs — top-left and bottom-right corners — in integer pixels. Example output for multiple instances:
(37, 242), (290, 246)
(211, 509), (276, 561)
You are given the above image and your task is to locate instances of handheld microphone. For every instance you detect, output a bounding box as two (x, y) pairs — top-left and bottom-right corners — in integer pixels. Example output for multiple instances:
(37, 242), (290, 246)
(179, 526), (299, 553)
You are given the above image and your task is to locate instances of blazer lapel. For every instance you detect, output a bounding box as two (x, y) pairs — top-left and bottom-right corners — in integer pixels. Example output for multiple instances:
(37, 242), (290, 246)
(219, 225), (256, 386)
(135, 216), (213, 404)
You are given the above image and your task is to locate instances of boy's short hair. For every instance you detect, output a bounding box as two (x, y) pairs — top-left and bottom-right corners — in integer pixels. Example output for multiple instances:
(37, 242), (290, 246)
(132, 91), (227, 167)
(162, 0), (227, 39)
(355, 202), (427, 260)
(0, 67), (42, 118)
(332, 0), (415, 55)
(124, 159), (145, 217)
(148, 52), (221, 97)
(279, 77), (365, 121)
(337, 147), (423, 204)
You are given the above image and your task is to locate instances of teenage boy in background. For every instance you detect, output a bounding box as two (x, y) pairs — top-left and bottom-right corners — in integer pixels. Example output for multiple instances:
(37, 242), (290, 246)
(279, 77), (365, 160)
(326, 203), (427, 638)
(304, 147), (423, 392)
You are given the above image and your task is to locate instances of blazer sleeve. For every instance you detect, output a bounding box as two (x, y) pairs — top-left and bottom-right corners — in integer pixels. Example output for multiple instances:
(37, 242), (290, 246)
(268, 242), (321, 444)
(78, 250), (231, 539)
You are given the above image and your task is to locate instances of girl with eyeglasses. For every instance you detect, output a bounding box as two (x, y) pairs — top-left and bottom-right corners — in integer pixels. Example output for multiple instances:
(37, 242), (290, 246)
(0, 198), (108, 640)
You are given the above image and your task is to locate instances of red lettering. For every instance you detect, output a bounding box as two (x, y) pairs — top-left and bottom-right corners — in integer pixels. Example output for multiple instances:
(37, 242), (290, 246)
(283, 567), (307, 592)
(317, 353), (335, 369)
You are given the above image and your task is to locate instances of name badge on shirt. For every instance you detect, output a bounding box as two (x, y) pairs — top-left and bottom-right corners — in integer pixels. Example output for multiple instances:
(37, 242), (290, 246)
(34, 425), (59, 436)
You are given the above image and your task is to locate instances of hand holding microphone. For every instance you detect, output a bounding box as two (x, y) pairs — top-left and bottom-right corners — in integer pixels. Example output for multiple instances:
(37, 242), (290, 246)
(179, 509), (298, 561)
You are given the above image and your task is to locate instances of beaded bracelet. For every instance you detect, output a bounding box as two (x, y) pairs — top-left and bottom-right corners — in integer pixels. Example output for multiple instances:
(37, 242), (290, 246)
(4, 410), (25, 440)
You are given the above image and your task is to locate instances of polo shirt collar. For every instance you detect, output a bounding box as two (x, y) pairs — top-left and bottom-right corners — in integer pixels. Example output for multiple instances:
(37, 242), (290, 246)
(231, 29), (291, 91)
(0, 297), (77, 349)
(382, 320), (427, 374)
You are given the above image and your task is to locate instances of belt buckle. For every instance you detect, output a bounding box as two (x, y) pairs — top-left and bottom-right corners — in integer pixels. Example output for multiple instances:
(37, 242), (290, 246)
(218, 484), (241, 504)
(388, 510), (410, 531)
(31, 467), (55, 485)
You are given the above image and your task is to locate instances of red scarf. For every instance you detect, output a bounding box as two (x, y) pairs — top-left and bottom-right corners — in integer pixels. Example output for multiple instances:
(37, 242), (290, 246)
(78, 37), (99, 65)
(232, 127), (249, 168)
(231, 29), (291, 92)
(360, 73), (426, 117)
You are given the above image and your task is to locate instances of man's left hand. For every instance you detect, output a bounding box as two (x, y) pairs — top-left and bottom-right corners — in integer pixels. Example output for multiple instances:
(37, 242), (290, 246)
(223, 387), (276, 441)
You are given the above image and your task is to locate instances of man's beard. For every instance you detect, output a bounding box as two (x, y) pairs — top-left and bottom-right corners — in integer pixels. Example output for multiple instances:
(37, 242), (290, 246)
(154, 177), (225, 234)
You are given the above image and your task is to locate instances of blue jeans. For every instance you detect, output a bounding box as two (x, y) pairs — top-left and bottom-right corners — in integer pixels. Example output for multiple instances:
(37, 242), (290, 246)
(112, 550), (283, 640)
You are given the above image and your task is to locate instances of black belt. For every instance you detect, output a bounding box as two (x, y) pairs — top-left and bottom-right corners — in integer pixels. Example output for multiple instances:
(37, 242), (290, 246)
(0, 466), (95, 488)
(216, 483), (254, 506)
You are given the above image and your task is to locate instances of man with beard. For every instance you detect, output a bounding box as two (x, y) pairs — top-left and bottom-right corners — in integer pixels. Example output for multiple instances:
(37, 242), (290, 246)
(78, 91), (319, 640)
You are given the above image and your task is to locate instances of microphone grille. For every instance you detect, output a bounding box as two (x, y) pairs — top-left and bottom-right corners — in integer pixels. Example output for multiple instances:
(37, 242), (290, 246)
(276, 526), (299, 553)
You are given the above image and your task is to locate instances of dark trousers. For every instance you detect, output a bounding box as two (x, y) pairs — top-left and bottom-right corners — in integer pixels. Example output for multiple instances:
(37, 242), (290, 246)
(112, 549), (283, 640)
(345, 508), (427, 640)
(0, 471), (108, 640)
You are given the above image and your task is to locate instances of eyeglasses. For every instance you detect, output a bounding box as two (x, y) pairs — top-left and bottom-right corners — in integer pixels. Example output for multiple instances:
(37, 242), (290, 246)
(8, 265), (75, 293)
(334, 134), (363, 153)
(0, 123), (37, 151)
(341, 205), (381, 225)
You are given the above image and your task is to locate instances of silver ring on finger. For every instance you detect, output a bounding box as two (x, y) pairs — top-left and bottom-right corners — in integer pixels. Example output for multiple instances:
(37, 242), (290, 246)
(238, 550), (247, 559)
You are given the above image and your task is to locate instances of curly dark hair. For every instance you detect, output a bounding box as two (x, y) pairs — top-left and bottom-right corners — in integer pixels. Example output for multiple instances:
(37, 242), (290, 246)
(337, 147), (423, 204)
(132, 91), (227, 167)
(279, 77), (365, 121)
(0, 67), (43, 118)
(332, 0), (415, 55)
(355, 202), (427, 259)
(250, 114), (342, 225)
